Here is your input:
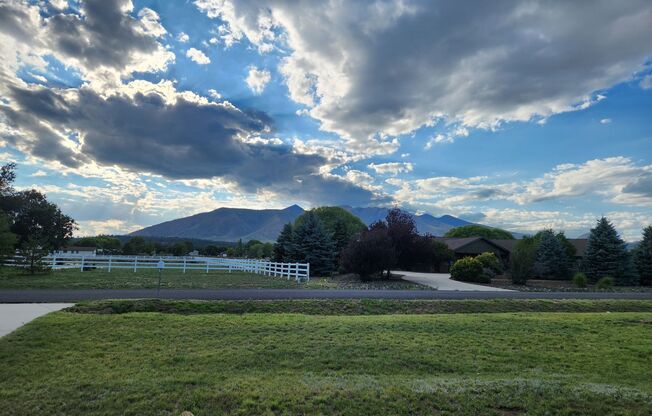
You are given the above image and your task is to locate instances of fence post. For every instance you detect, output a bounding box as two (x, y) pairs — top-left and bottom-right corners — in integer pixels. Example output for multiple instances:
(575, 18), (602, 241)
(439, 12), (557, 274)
(108, 256), (112, 272)
(80, 256), (85, 272)
(51, 256), (56, 269)
(134, 257), (138, 272)
(183, 258), (187, 274)
(206, 260), (209, 273)
(306, 263), (310, 281)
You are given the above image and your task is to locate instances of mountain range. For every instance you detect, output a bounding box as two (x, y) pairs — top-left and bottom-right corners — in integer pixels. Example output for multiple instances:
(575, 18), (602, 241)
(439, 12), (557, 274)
(130, 205), (476, 242)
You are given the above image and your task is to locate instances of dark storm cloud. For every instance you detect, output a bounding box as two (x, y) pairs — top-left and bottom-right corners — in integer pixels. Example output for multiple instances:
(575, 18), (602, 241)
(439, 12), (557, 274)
(0, 84), (380, 204)
(44, 0), (163, 70)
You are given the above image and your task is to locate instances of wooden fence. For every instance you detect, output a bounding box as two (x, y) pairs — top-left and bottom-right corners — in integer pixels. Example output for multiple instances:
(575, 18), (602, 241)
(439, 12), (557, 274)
(4, 255), (310, 281)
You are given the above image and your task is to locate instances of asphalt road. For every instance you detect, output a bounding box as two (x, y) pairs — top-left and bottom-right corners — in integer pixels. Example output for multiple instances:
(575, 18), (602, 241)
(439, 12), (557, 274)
(1, 289), (651, 302)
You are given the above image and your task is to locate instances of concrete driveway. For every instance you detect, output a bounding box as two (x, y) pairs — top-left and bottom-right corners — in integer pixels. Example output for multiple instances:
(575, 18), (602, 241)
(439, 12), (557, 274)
(398, 271), (513, 291)
(0, 303), (73, 337)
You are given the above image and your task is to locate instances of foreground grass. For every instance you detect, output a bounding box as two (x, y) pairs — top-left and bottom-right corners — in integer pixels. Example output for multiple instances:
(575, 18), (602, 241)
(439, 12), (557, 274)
(0, 308), (650, 415)
(0, 267), (426, 290)
(68, 298), (652, 315)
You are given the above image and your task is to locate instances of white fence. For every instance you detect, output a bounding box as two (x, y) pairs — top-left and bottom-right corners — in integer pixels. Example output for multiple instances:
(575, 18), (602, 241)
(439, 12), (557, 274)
(5, 255), (310, 281)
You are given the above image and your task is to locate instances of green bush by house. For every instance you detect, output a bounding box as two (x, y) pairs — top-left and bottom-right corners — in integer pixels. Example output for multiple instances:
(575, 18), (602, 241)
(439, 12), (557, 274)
(450, 257), (489, 283)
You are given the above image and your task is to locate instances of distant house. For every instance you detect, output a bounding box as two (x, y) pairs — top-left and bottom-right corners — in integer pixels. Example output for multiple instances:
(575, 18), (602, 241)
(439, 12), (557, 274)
(434, 237), (589, 271)
(53, 246), (97, 257)
(434, 237), (511, 271)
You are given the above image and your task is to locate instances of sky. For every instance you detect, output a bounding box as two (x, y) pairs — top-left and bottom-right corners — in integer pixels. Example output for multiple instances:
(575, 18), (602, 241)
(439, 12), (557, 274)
(0, 0), (651, 240)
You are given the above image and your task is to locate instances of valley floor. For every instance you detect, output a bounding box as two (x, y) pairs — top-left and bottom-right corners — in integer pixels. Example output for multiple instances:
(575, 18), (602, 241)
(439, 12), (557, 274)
(0, 299), (651, 415)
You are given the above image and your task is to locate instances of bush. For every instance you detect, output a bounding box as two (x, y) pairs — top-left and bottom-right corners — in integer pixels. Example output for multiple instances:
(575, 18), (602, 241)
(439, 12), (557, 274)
(450, 257), (489, 283)
(476, 252), (502, 274)
(596, 276), (614, 290)
(572, 272), (588, 288)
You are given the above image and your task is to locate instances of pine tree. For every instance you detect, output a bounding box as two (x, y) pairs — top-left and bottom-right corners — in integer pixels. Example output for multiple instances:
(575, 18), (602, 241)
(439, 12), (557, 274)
(634, 226), (652, 286)
(290, 212), (336, 277)
(533, 229), (569, 279)
(272, 223), (294, 262)
(584, 217), (629, 284)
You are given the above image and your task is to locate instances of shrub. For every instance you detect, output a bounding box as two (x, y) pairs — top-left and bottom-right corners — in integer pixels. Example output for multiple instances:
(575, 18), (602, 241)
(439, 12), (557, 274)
(572, 272), (588, 288)
(596, 276), (614, 290)
(450, 257), (489, 283)
(476, 252), (502, 274)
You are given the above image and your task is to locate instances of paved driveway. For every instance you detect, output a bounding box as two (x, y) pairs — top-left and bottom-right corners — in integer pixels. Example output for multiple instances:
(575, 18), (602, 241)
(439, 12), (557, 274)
(397, 271), (513, 291)
(0, 303), (73, 337)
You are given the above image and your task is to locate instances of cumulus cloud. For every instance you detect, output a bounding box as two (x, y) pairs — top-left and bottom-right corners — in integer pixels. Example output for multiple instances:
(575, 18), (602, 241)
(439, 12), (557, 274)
(600, 118), (612, 124)
(186, 48), (211, 64)
(368, 162), (413, 175)
(0, 0), (174, 92)
(388, 157), (652, 209)
(195, 0), (652, 151)
(245, 66), (271, 94)
(0, 80), (381, 206)
(177, 32), (190, 43)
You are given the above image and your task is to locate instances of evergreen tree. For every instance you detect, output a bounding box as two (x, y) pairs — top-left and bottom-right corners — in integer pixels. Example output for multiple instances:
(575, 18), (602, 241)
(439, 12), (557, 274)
(273, 222), (294, 262)
(634, 226), (652, 286)
(533, 229), (570, 279)
(584, 217), (630, 284)
(510, 236), (538, 284)
(289, 212), (336, 277)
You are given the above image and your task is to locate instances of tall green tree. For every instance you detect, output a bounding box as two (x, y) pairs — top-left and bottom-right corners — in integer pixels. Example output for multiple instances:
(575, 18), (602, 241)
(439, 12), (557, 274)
(584, 217), (634, 285)
(294, 206), (366, 262)
(444, 224), (514, 239)
(289, 212), (336, 277)
(534, 229), (570, 279)
(634, 226), (652, 286)
(273, 223), (294, 262)
(510, 236), (538, 284)
(0, 212), (17, 260)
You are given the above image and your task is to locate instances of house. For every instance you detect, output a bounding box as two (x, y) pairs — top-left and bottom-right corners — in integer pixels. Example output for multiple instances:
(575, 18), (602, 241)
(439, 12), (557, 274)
(52, 246), (97, 257)
(434, 237), (589, 271)
(434, 237), (511, 271)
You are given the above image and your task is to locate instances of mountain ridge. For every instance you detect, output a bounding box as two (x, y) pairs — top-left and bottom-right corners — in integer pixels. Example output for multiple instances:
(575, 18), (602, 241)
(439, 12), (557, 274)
(130, 205), (478, 242)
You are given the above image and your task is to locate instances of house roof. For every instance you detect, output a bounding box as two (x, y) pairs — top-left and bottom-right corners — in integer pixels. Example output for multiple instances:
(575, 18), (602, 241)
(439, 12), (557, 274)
(434, 237), (509, 254)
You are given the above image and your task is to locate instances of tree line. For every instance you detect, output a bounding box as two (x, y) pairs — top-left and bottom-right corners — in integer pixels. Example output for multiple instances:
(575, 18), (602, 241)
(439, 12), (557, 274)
(508, 217), (651, 286)
(273, 207), (453, 279)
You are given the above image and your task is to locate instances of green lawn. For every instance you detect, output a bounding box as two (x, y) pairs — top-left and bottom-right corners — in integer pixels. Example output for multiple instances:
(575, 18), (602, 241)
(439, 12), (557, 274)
(0, 303), (650, 415)
(0, 267), (425, 290)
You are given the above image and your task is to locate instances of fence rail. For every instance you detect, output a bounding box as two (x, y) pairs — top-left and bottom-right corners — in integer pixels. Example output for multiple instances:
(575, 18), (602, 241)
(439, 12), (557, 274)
(4, 255), (310, 281)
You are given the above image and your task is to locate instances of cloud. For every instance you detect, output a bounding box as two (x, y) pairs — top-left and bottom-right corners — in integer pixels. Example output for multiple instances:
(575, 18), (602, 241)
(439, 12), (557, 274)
(177, 32), (190, 43)
(387, 157), (652, 213)
(0, 80), (382, 206)
(368, 162), (413, 175)
(641, 75), (652, 90)
(0, 0), (174, 92)
(186, 47), (211, 65)
(600, 118), (612, 124)
(246, 66), (271, 94)
(207, 89), (222, 99)
(195, 0), (652, 150)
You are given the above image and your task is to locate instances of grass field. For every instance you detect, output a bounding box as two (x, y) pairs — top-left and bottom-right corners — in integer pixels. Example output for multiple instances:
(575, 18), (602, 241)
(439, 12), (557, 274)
(0, 300), (650, 415)
(0, 267), (425, 290)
